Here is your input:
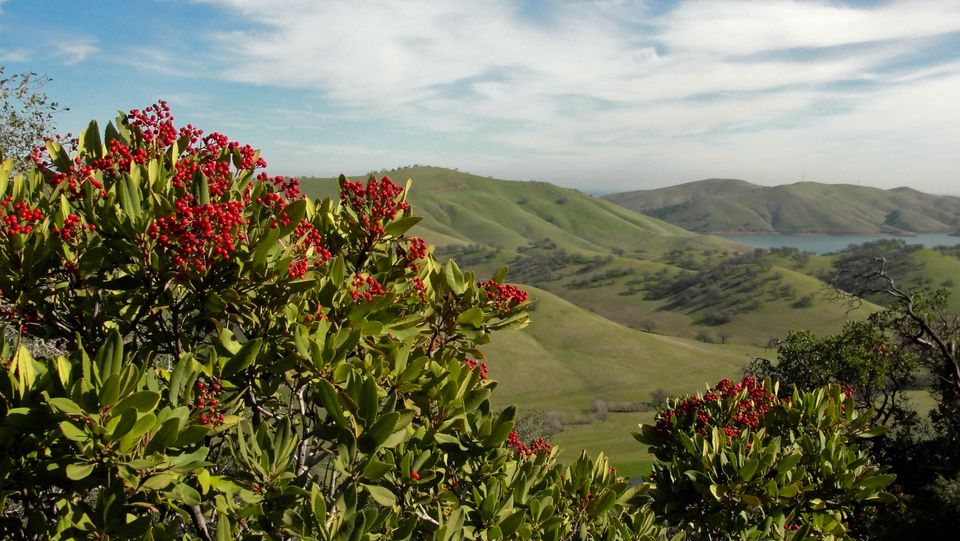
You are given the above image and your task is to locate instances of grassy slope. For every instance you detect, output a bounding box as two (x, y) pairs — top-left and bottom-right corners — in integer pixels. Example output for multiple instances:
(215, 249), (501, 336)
(485, 287), (757, 412)
(300, 167), (734, 255)
(605, 179), (960, 234)
(530, 258), (877, 346)
(484, 287), (756, 477)
(300, 168), (874, 344)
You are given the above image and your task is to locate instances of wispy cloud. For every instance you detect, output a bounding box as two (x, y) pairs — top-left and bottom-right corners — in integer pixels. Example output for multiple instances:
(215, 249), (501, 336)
(0, 47), (29, 62)
(54, 36), (100, 65)
(181, 1), (960, 189)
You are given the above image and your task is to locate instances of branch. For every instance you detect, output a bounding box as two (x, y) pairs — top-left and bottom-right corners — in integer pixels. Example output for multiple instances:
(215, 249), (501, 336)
(414, 505), (440, 526)
(189, 504), (213, 541)
(295, 384), (310, 477)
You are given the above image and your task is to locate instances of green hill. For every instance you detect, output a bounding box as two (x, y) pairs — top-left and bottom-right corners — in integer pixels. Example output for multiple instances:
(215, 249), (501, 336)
(484, 287), (757, 476)
(301, 166), (732, 255)
(604, 179), (960, 234)
(297, 167), (896, 475)
(485, 287), (756, 412)
(300, 168), (879, 345)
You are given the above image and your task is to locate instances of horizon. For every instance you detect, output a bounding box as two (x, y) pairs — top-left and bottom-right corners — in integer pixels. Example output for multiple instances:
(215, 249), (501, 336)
(1, 0), (958, 193)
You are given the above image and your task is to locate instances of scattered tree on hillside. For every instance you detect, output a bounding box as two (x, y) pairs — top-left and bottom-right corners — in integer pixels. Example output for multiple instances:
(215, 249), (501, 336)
(0, 67), (64, 171)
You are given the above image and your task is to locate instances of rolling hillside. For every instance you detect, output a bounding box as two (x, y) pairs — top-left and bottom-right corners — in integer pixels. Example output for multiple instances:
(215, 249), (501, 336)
(300, 168), (879, 345)
(295, 167), (921, 475)
(604, 178), (960, 234)
(301, 166), (733, 255)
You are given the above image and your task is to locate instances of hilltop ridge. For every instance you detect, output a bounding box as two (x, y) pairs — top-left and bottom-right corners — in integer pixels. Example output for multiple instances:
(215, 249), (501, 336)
(604, 178), (960, 235)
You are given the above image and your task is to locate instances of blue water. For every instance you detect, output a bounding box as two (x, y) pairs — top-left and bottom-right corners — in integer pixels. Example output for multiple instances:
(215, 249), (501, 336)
(721, 233), (960, 255)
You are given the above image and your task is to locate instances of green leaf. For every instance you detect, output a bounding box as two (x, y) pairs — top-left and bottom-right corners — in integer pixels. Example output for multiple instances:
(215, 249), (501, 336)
(383, 216), (422, 237)
(48, 397), (85, 415)
(45, 140), (71, 170)
(317, 379), (348, 429)
(169, 483), (201, 506)
(222, 338), (262, 377)
(168, 353), (193, 407)
(81, 120), (103, 157)
(279, 199), (307, 236)
(13, 346), (36, 396)
(362, 484), (397, 507)
(119, 413), (157, 452)
(141, 472), (177, 491)
(362, 461), (393, 481)
(107, 408), (138, 442)
(331, 254), (345, 285)
(311, 487), (327, 524)
(53, 355), (72, 388)
(66, 463), (95, 481)
(145, 417), (181, 454)
(740, 458), (760, 482)
(252, 227), (281, 269)
(776, 453), (802, 475)
(444, 259), (466, 294)
(0, 159), (10, 196)
(195, 170), (210, 205)
(360, 411), (400, 453)
(114, 391), (161, 415)
(456, 307), (484, 327)
(216, 514), (231, 541)
(740, 494), (761, 507)
(59, 420), (87, 442)
(860, 473), (896, 490)
(858, 425), (888, 438)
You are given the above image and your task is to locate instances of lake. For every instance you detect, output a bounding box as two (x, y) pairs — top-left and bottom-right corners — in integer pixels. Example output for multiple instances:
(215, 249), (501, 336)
(721, 233), (960, 255)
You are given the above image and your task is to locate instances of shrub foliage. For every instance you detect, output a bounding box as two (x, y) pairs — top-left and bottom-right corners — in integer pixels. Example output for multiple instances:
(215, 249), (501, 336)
(0, 103), (664, 540)
(636, 377), (894, 540)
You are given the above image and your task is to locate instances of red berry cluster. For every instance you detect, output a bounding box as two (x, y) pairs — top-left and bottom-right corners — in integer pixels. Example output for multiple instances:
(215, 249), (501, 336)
(340, 176), (409, 238)
(506, 430), (552, 459)
(411, 276), (427, 303)
(128, 101), (179, 148)
(410, 470), (421, 481)
(350, 273), (385, 302)
(303, 303), (328, 323)
(52, 213), (94, 242)
(655, 376), (776, 442)
(478, 280), (528, 313)
(194, 378), (225, 426)
(464, 358), (488, 381)
(29, 101), (310, 278)
(0, 198), (43, 237)
(288, 220), (332, 278)
(401, 237), (427, 270)
(148, 198), (247, 272)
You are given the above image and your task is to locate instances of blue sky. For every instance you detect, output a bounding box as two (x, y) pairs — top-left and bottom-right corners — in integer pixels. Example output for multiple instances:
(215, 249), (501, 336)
(1, 0), (958, 193)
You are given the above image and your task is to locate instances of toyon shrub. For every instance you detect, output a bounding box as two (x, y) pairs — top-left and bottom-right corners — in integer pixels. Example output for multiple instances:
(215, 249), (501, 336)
(636, 376), (895, 540)
(0, 103), (670, 540)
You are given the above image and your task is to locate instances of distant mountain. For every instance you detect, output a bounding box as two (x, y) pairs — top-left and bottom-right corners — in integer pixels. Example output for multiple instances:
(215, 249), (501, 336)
(604, 179), (960, 235)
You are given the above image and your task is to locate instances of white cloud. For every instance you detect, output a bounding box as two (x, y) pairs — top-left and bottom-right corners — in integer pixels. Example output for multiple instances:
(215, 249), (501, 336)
(657, 0), (960, 55)
(55, 36), (100, 65)
(192, 0), (960, 191)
